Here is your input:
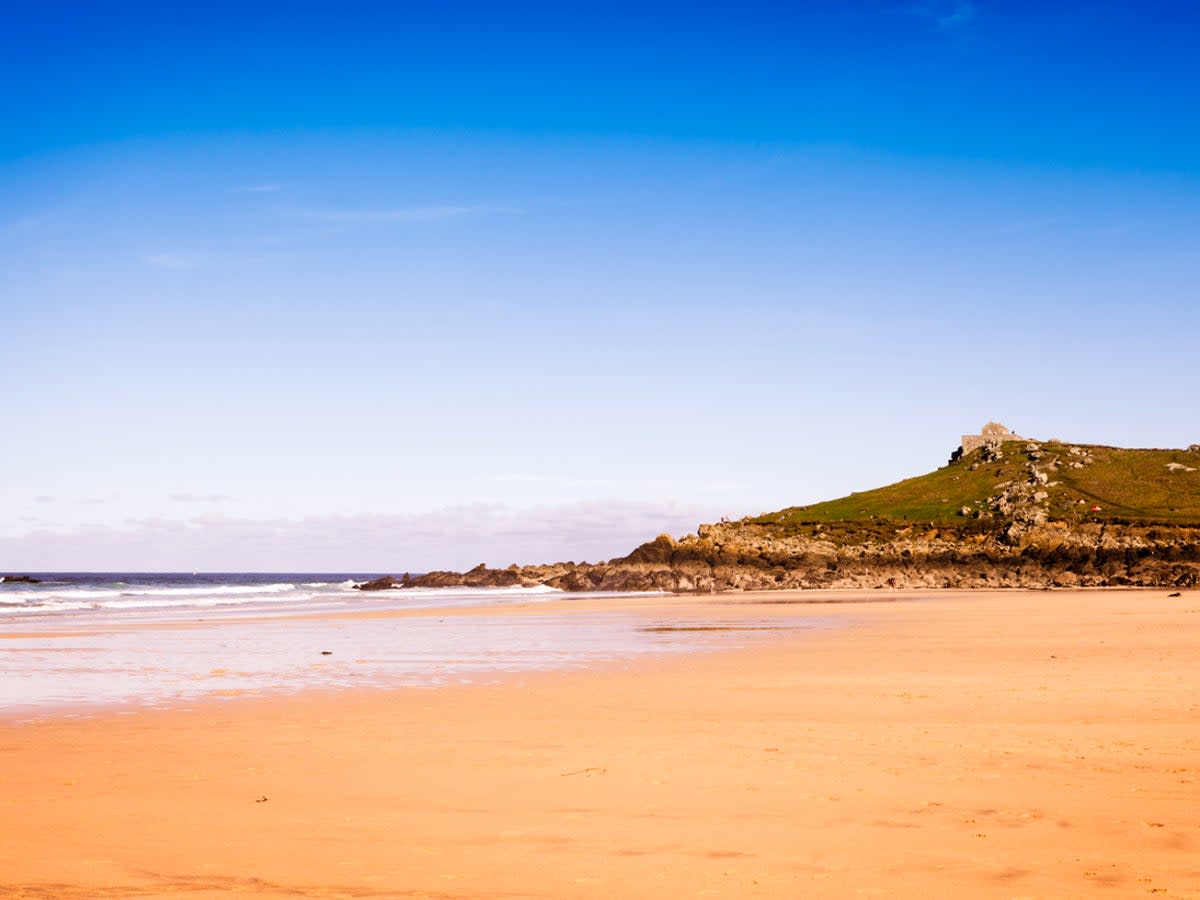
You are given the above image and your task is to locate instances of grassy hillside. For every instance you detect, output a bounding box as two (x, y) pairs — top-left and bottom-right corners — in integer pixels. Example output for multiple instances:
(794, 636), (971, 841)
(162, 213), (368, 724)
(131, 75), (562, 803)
(753, 441), (1200, 529)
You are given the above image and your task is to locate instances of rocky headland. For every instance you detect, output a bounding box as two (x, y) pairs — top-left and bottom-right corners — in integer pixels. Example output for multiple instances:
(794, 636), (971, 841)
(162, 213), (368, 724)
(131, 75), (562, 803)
(360, 428), (1200, 593)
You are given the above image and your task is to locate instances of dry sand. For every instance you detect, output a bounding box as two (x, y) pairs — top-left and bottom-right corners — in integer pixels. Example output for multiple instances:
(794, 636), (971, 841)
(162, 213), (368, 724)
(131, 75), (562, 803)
(2, 588), (1199, 898)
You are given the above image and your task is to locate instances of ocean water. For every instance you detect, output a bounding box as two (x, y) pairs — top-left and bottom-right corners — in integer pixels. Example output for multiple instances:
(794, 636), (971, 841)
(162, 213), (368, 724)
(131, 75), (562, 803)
(0, 573), (806, 717)
(0, 571), (562, 619)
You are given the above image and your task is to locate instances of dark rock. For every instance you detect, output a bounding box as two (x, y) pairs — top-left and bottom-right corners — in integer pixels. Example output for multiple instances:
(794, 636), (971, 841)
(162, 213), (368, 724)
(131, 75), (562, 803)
(546, 570), (598, 592)
(1, 575), (40, 584)
(354, 575), (401, 591)
(406, 570), (468, 587)
(621, 534), (677, 565)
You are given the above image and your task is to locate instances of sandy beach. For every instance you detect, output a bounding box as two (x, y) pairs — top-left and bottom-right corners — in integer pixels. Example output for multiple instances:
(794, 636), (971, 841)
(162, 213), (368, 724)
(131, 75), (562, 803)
(2, 588), (1198, 898)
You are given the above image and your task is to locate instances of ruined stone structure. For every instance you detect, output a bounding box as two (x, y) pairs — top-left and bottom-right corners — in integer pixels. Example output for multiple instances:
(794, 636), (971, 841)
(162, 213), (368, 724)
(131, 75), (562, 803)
(960, 421), (1024, 454)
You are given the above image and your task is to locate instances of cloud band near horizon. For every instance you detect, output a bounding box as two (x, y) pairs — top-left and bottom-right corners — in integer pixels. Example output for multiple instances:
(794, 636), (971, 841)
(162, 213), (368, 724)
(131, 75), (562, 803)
(0, 499), (723, 573)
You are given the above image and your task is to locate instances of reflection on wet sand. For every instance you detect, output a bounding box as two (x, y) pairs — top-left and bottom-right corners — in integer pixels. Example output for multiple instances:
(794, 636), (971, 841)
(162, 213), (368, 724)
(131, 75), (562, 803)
(0, 600), (824, 717)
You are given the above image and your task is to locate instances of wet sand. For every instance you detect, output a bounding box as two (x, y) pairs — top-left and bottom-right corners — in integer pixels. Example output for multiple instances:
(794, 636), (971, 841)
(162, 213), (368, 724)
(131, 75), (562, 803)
(2, 588), (1199, 898)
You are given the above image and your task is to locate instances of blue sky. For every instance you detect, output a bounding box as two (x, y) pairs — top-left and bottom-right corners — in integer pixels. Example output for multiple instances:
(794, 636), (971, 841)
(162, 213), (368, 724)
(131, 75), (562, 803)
(3, 1), (1198, 571)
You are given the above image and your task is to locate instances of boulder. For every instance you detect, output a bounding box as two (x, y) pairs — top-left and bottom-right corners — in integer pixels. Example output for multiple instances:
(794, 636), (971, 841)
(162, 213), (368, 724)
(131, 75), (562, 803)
(354, 575), (401, 591)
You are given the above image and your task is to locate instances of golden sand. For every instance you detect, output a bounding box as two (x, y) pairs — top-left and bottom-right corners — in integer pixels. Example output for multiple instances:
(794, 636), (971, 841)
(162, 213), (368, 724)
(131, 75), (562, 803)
(2, 588), (1198, 898)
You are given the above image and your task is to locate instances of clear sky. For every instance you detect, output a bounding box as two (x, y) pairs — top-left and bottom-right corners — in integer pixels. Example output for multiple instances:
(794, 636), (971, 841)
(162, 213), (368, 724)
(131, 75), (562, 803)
(3, 1), (1198, 571)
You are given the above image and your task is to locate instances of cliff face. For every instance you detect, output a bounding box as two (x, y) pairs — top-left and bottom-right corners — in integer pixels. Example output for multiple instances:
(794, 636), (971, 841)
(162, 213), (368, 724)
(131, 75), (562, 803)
(385, 438), (1200, 593)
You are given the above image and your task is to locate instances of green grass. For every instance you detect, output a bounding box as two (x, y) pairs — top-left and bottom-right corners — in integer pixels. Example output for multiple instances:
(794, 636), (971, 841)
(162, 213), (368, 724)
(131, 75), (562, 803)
(750, 442), (1200, 529)
(1049, 446), (1200, 523)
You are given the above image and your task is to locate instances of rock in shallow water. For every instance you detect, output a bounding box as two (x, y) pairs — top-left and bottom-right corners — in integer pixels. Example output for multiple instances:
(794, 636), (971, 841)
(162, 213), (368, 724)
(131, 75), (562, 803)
(354, 575), (401, 591)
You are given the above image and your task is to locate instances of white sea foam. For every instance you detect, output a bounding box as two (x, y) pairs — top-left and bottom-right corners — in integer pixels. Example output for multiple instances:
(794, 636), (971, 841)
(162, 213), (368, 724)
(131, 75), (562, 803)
(119, 583), (298, 597)
(0, 588), (126, 603)
(99, 591), (322, 611)
(0, 578), (567, 618)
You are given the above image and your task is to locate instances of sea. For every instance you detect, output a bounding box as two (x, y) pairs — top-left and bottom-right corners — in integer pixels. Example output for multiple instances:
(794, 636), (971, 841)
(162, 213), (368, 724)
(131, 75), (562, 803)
(0, 571), (557, 619)
(0, 572), (801, 718)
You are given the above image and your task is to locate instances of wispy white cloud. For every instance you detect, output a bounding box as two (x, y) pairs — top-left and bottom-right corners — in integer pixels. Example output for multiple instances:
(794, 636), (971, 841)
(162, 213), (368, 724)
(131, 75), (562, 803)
(169, 493), (230, 503)
(234, 184), (284, 194)
(940, 3), (975, 27)
(294, 205), (511, 225)
(985, 215), (1064, 237)
(3, 211), (59, 237)
(909, 1), (976, 29)
(490, 474), (749, 493)
(142, 252), (201, 268)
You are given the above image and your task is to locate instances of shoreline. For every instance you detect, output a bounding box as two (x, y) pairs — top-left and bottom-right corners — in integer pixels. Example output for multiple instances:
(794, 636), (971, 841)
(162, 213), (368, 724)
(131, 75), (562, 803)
(0, 585), (1173, 723)
(0, 585), (1106, 723)
(2, 588), (1198, 898)
(0, 584), (1185, 726)
(0, 588), (859, 723)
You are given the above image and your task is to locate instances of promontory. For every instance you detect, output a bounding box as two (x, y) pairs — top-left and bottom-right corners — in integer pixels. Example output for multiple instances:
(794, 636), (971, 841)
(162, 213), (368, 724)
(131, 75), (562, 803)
(360, 424), (1200, 593)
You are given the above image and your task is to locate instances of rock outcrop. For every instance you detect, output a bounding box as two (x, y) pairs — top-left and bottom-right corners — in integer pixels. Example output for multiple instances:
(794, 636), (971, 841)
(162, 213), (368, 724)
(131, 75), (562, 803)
(392, 519), (1200, 594)
(354, 575), (403, 591)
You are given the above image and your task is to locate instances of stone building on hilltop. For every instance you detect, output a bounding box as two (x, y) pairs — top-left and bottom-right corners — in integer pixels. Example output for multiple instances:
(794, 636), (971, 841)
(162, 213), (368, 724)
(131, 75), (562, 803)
(960, 422), (1024, 455)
